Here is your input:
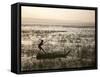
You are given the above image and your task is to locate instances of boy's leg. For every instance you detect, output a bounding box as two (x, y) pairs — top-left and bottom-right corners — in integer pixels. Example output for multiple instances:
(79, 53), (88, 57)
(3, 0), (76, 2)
(41, 47), (46, 54)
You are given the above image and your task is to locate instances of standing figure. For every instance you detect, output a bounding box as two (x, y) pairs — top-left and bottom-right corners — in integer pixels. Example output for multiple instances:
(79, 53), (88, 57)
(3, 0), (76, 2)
(38, 40), (46, 54)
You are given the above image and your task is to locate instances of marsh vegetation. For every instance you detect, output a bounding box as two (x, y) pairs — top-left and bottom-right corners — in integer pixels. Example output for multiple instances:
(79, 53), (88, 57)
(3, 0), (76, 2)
(21, 24), (95, 71)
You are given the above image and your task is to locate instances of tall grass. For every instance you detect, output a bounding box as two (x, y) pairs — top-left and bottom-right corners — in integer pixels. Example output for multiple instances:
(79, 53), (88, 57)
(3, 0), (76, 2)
(21, 26), (95, 71)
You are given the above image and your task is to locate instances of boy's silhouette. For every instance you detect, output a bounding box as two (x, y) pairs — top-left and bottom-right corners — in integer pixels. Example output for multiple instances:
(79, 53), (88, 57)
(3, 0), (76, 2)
(38, 40), (46, 54)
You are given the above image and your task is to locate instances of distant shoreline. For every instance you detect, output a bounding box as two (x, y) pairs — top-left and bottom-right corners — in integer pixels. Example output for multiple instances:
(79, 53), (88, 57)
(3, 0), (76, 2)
(22, 24), (95, 28)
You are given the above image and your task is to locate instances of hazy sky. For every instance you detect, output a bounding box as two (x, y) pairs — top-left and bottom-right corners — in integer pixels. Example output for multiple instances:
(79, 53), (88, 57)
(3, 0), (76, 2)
(21, 6), (95, 23)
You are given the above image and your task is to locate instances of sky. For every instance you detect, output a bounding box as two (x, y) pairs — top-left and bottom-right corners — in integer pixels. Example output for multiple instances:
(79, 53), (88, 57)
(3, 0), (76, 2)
(21, 6), (95, 24)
